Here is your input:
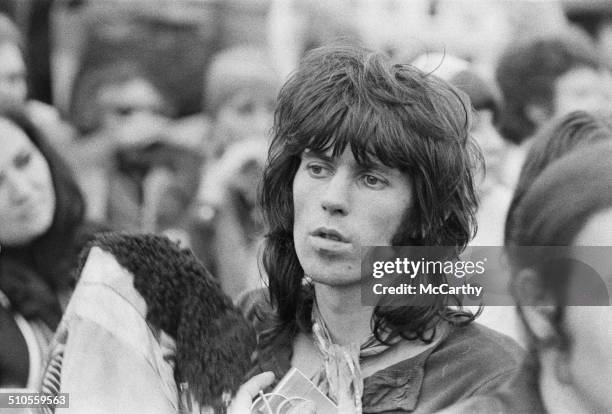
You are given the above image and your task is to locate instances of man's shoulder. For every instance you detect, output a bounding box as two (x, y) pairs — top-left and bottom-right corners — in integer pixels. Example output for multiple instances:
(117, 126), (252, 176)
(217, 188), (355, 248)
(428, 321), (524, 394)
(434, 356), (546, 414)
(440, 321), (524, 364)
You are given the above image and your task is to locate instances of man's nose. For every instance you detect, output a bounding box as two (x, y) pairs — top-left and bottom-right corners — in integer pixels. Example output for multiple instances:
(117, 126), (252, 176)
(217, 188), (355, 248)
(320, 172), (350, 216)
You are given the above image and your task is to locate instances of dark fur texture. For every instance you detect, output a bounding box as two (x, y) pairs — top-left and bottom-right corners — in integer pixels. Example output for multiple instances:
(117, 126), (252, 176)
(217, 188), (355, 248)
(76, 232), (256, 410)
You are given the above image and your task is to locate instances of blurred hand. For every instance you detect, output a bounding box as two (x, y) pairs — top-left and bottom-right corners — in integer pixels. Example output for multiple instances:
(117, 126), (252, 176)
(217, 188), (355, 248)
(203, 138), (268, 207)
(228, 371), (275, 414)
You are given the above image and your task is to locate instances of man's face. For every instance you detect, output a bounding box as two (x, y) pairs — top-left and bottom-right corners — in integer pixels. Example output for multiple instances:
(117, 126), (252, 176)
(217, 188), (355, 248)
(553, 66), (612, 117)
(214, 86), (275, 151)
(292, 147), (413, 287)
(564, 207), (612, 413)
(97, 77), (169, 132)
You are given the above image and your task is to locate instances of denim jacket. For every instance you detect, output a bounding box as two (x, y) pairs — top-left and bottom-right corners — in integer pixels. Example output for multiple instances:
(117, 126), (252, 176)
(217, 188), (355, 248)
(435, 355), (546, 414)
(241, 290), (524, 413)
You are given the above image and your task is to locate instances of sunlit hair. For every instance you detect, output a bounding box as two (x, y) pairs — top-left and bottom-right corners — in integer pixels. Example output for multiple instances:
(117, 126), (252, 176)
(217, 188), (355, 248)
(260, 45), (482, 344)
(505, 110), (612, 245)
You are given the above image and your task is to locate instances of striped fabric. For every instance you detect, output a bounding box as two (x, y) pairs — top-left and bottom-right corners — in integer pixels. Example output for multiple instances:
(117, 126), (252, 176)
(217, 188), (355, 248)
(39, 335), (66, 413)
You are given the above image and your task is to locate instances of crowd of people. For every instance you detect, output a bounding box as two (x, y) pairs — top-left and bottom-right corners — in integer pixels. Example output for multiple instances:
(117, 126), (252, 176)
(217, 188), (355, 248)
(0, 0), (612, 413)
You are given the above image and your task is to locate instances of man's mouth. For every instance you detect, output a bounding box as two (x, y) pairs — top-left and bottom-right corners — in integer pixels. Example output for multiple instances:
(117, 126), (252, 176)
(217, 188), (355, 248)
(311, 228), (349, 243)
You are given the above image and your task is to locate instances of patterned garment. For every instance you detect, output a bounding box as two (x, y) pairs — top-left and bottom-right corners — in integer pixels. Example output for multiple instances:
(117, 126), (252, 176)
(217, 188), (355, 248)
(310, 300), (399, 413)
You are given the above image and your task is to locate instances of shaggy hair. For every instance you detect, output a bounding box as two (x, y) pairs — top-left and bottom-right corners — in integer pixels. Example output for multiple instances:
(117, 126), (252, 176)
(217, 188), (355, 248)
(260, 45), (482, 346)
(76, 233), (257, 410)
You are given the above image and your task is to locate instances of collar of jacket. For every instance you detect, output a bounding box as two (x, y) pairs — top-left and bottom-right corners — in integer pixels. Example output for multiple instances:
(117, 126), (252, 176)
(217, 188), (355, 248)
(249, 312), (446, 413)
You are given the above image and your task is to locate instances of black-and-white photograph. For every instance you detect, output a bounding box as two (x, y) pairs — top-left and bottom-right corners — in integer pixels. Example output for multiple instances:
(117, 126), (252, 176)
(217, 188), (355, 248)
(1, 0), (612, 413)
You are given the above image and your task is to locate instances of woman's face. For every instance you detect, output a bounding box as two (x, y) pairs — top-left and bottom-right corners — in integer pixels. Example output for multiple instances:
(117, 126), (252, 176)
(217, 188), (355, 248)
(564, 207), (612, 413)
(0, 118), (56, 246)
(213, 86), (275, 151)
(292, 147), (412, 286)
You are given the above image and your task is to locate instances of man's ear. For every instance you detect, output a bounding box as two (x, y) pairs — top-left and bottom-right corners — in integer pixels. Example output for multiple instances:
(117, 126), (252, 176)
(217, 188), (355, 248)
(512, 268), (557, 344)
(525, 103), (551, 128)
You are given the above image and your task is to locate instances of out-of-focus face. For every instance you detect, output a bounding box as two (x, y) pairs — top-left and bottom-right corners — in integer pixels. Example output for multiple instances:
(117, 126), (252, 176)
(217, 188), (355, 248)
(471, 108), (507, 193)
(292, 148), (413, 286)
(564, 207), (612, 413)
(97, 77), (169, 131)
(0, 42), (27, 105)
(213, 86), (275, 152)
(553, 66), (612, 117)
(0, 118), (55, 246)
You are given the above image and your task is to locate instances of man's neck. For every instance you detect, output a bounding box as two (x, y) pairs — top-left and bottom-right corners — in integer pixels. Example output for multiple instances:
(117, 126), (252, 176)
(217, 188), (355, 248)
(539, 351), (595, 414)
(314, 283), (373, 346)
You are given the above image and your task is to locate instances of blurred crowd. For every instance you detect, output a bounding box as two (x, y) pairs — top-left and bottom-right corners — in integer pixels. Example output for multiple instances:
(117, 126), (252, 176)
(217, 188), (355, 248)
(1, 0), (612, 412)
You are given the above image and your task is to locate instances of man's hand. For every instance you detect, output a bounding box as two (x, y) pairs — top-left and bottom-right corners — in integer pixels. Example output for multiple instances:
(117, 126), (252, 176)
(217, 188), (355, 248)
(228, 372), (275, 414)
(227, 372), (317, 413)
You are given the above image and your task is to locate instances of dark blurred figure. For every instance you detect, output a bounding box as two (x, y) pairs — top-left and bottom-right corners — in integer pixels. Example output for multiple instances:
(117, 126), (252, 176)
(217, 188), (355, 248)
(0, 0), (54, 104)
(495, 34), (612, 188)
(439, 143), (612, 414)
(0, 107), (100, 388)
(66, 61), (203, 242)
(0, 12), (73, 149)
(505, 110), (612, 245)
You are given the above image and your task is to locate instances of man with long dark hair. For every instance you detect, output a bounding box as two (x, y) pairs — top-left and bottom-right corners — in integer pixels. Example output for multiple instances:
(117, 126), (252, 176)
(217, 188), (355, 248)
(231, 45), (522, 413)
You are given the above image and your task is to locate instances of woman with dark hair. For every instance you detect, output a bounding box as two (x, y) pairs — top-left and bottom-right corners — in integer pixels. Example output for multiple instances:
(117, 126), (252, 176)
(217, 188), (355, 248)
(229, 45), (523, 413)
(440, 142), (612, 413)
(0, 107), (100, 388)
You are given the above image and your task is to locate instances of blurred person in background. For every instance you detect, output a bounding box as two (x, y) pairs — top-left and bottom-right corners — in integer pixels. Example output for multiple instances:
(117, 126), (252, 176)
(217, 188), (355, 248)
(0, 12), (73, 149)
(439, 142), (612, 414)
(476, 110), (612, 345)
(495, 34), (612, 189)
(484, 110), (612, 346)
(505, 110), (612, 245)
(192, 45), (279, 300)
(65, 61), (203, 242)
(0, 107), (100, 388)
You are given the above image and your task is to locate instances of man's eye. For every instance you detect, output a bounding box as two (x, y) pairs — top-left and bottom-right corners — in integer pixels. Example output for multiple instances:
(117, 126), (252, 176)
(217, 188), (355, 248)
(306, 163), (330, 177)
(14, 152), (31, 169)
(363, 174), (386, 189)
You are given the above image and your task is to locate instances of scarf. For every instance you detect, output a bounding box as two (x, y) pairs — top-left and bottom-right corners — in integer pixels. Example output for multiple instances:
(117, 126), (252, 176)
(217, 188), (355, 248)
(310, 301), (398, 413)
